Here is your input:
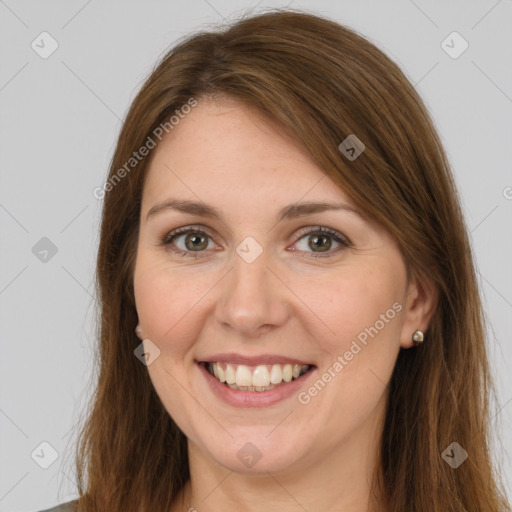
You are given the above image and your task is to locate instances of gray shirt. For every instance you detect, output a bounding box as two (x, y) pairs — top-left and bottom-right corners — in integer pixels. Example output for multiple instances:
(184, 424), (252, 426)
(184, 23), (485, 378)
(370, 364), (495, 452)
(37, 500), (78, 512)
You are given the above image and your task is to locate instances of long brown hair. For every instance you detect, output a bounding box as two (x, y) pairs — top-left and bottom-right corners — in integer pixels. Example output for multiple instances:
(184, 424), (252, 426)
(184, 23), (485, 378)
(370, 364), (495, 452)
(72, 8), (510, 511)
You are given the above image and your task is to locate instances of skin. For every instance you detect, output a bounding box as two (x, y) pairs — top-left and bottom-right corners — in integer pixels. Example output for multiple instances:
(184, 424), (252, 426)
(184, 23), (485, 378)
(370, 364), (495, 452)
(133, 95), (437, 512)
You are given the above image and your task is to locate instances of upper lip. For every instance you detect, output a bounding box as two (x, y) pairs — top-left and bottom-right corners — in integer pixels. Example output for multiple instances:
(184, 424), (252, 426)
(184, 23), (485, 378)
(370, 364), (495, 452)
(198, 353), (314, 366)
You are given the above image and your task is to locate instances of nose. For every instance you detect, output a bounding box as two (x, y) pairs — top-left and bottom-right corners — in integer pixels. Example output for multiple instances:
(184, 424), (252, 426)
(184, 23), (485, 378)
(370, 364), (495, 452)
(214, 249), (291, 340)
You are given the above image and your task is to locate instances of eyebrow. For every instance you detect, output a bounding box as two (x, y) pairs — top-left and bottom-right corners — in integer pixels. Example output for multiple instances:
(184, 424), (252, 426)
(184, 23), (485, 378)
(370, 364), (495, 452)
(145, 198), (365, 223)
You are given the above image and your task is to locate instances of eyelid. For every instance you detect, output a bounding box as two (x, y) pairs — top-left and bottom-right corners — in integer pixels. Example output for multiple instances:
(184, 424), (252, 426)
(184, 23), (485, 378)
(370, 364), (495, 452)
(293, 225), (351, 246)
(161, 224), (216, 245)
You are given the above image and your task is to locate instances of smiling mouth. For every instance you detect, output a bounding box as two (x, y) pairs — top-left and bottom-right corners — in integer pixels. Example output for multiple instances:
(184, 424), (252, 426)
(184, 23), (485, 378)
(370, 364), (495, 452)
(202, 361), (313, 392)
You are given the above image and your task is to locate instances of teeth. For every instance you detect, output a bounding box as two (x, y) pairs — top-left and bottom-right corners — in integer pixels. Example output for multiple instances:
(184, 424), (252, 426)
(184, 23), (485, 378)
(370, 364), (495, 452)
(253, 365), (270, 387)
(225, 363), (236, 384)
(270, 364), (282, 384)
(227, 383), (276, 391)
(282, 364), (292, 382)
(235, 365), (253, 387)
(209, 362), (310, 389)
(213, 363), (225, 382)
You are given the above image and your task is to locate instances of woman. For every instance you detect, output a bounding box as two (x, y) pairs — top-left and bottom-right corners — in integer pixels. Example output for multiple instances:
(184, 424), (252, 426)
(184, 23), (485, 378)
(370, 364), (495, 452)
(38, 8), (510, 512)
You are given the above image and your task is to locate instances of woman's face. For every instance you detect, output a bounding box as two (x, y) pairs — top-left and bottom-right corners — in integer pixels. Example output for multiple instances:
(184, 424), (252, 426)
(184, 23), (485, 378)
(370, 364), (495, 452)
(133, 95), (424, 476)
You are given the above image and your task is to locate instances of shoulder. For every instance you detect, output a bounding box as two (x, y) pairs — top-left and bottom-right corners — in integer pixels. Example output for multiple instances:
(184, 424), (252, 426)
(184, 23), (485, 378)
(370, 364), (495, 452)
(36, 500), (78, 512)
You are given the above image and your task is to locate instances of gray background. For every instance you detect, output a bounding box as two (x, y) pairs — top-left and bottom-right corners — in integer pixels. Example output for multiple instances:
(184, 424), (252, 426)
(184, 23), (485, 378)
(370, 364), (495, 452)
(1, 0), (511, 510)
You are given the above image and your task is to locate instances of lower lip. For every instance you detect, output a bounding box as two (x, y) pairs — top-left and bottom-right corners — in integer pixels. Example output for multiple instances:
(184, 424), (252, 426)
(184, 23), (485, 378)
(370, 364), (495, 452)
(198, 362), (316, 408)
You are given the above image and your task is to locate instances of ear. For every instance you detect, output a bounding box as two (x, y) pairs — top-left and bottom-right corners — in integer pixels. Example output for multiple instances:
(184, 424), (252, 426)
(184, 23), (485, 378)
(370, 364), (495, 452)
(135, 323), (144, 340)
(399, 270), (438, 349)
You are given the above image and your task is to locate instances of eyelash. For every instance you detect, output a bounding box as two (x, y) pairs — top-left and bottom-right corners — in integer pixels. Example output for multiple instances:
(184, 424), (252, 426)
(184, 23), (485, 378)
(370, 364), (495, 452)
(160, 224), (351, 259)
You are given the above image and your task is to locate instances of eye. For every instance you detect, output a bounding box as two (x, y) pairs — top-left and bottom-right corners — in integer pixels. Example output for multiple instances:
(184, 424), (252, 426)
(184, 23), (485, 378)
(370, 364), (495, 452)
(292, 226), (350, 258)
(160, 225), (216, 259)
(160, 225), (350, 259)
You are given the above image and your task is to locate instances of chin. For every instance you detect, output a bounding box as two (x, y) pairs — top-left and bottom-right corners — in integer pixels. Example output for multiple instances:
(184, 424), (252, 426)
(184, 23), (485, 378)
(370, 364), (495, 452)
(198, 428), (308, 475)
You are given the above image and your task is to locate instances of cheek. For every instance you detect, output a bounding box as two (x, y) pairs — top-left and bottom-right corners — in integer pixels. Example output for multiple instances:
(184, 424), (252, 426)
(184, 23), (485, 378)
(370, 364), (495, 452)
(133, 255), (208, 433)
(133, 253), (217, 354)
(302, 261), (404, 407)
(291, 267), (404, 445)
(299, 262), (404, 358)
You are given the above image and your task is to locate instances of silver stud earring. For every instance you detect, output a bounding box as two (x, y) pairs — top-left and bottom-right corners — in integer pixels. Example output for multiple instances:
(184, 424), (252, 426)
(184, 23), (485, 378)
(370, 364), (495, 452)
(412, 330), (424, 345)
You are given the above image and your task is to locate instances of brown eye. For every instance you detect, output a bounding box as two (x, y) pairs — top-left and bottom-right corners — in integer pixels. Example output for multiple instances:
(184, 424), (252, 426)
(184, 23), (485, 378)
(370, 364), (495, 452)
(161, 226), (214, 258)
(307, 233), (333, 252)
(182, 232), (209, 251)
(293, 226), (350, 258)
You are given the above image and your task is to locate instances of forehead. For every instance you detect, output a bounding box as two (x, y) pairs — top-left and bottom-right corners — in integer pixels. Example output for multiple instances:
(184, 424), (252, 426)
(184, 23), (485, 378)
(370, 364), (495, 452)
(141, 96), (354, 211)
